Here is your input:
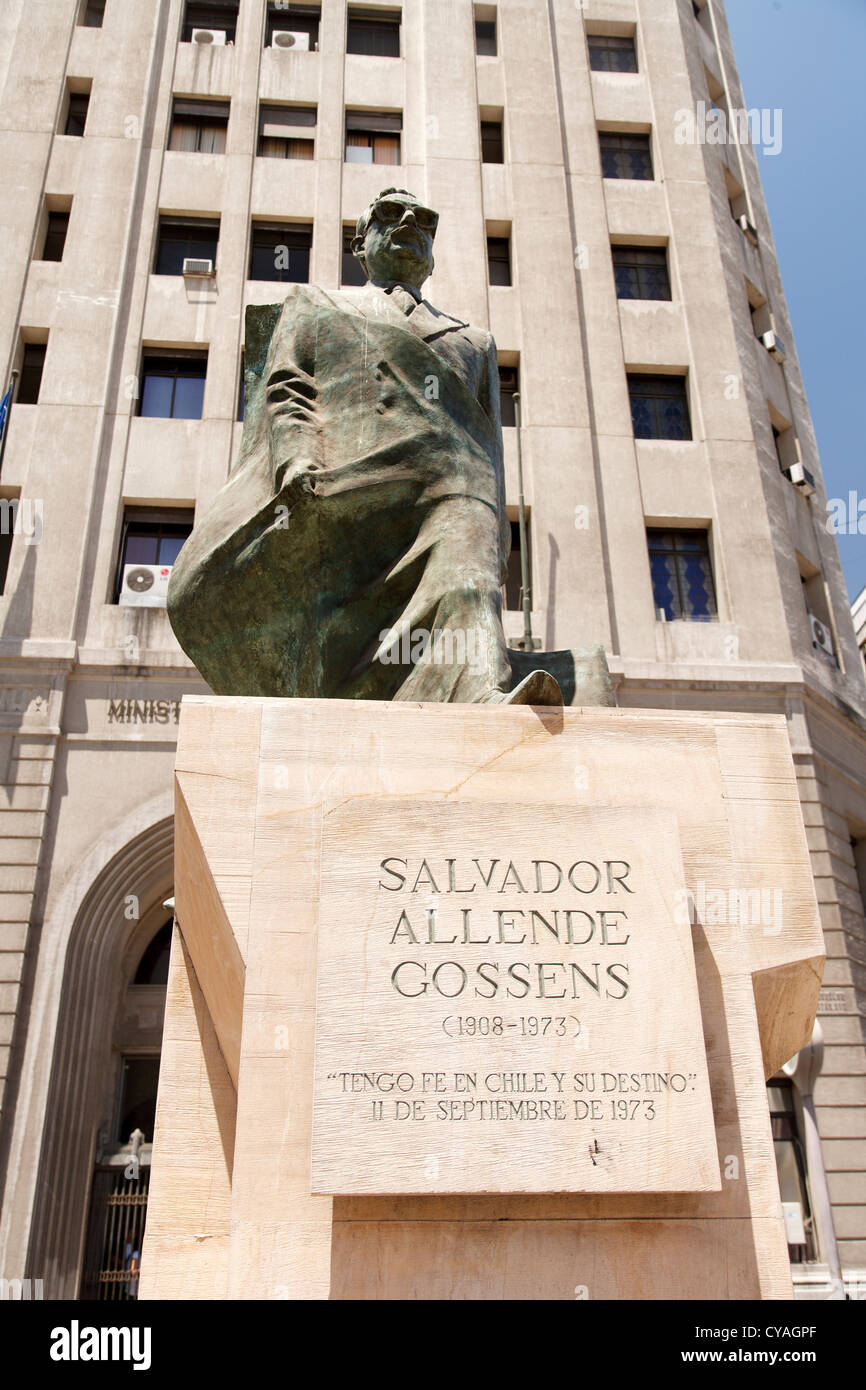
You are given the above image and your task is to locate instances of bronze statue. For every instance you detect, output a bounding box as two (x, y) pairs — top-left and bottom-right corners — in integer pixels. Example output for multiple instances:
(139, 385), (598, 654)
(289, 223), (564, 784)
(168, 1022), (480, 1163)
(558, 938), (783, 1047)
(167, 188), (562, 705)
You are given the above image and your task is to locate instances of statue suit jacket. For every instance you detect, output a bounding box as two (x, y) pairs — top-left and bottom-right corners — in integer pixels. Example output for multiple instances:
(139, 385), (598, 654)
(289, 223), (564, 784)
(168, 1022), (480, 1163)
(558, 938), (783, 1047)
(167, 282), (511, 699)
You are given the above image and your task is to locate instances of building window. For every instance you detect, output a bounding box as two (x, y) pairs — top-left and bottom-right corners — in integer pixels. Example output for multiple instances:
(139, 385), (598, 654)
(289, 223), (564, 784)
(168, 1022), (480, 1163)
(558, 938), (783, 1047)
(487, 236), (511, 286)
(169, 99), (229, 154)
(116, 508), (194, 601)
(475, 19), (497, 56)
(17, 344), (47, 405)
(768, 1079), (817, 1263)
(612, 245), (671, 301)
(40, 211), (70, 262)
(599, 131), (653, 180)
(249, 224), (312, 284)
(257, 104), (316, 159)
(628, 373), (691, 440)
(116, 1057), (161, 1143)
(154, 217), (219, 276)
(139, 352), (208, 419)
(693, 0), (711, 31)
(64, 91), (90, 137)
(0, 525), (13, 595)
(800, 568), (836, 663)
(181, 1), (239, 43)
(134, 920), (173, 986)
(648, 528), (717, 622)
(79, 0), (106, 26)
(499, 364), (518, 427)
(345, 111), (402, 164)
(505, 517), (531, 613)
(266, 3), (320, 49)
(0, 501), (28, 592)
(481, 119), (504, 163)
(342, 228), (367, 286)
(588, 34), (637, 72)
(347, 9), (401, 56)
(851, 831), (866, 918)
(237, 351), (245, 422)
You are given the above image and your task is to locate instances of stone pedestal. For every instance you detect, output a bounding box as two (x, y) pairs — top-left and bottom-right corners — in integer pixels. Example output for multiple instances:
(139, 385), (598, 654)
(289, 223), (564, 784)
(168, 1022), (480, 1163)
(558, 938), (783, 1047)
(139, 697), (823, 1301)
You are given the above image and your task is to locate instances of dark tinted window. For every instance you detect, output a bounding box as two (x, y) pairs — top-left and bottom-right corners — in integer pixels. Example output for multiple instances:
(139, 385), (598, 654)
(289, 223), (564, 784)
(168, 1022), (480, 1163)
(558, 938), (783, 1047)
(154, 218), (220, 275)
(628, 373), (691, 440)
(139, 353), (208, 419)
(599, 131), (652, 180)
(116, 1058), (161, 1144)
(266, 3), (320, 47)
(65, 92), (90, 137)
(347, 13), (400, 56)
(249, 225), (312, 283)
(588, 35), (637, 72)
(18, 344), (47, 404)
(41, 212), (70, 262)
(505, 518), (531, 612)
(481, 120), (503, 163)
(0, 529), (12, 595)
(767, 1079), (816, 1262)
(182, 1), (239, 42)
(612, 245), (671, 300)
(134, 921), (173, 985)
(499, 365), (518, 427)
(487, 236), (511, 286)
(81, 1), (106, 27)
(342, 228), (367, 285)
(475, 20), (496, 55)
(117, 509), (194, 599)
(648, 528), (717, 621)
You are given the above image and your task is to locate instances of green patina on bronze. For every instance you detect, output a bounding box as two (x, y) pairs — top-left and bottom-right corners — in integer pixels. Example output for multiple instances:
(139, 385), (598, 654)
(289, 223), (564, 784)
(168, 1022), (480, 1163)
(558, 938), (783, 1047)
(167, 190), (613, 708)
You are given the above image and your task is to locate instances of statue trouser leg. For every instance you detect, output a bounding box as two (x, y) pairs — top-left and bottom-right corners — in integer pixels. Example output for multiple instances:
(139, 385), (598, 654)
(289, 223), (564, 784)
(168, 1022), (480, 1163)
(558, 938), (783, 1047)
(377, 496), (512, 704)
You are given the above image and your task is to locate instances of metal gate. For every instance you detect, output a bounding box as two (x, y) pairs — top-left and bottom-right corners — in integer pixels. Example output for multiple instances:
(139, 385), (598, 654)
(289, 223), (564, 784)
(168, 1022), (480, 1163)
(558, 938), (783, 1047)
(79, 1161), (150, 1301)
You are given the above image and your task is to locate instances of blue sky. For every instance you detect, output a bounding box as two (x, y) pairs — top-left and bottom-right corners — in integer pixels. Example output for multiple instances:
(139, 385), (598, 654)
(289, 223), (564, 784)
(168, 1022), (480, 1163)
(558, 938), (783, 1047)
(724, 0), (865, 604)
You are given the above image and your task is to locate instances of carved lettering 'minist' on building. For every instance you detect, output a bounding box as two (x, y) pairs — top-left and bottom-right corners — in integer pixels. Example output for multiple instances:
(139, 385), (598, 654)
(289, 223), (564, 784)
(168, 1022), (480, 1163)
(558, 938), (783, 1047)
(107, 699), (182, 725)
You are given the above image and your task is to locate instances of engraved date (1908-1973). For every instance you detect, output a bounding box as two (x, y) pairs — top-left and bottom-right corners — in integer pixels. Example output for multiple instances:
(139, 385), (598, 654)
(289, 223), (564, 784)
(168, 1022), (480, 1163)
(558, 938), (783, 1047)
(441, 1015), (581, 1039)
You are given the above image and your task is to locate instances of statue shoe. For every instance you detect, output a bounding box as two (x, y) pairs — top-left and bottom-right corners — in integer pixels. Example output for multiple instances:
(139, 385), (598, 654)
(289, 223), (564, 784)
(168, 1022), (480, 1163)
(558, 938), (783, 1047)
(486, 669), (563, 707)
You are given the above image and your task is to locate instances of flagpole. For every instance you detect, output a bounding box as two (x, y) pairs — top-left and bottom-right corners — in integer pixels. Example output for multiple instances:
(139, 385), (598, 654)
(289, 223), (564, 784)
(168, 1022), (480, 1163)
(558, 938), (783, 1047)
(0, 370), (20, 477)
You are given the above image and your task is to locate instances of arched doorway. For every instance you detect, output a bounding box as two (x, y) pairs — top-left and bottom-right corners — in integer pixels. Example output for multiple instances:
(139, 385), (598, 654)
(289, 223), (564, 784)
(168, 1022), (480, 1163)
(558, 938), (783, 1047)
(24, 817), (173, 1299)
(78, 911), (173, 1300)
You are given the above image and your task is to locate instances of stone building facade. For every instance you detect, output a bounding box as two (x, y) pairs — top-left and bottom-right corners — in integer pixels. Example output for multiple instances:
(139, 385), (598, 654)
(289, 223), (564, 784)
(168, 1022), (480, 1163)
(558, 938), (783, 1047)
(0, 0), (863, 1299)
(854, 588), (865, 676)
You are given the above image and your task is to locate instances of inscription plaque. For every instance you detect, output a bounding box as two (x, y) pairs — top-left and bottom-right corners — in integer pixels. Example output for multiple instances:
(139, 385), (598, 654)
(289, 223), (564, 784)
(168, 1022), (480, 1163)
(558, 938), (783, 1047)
(312, 799), (719, 1194)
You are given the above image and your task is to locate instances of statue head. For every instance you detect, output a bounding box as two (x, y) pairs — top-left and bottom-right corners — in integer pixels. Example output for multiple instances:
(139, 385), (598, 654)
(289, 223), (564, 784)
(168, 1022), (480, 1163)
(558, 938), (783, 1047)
(353, 188), (439, 290)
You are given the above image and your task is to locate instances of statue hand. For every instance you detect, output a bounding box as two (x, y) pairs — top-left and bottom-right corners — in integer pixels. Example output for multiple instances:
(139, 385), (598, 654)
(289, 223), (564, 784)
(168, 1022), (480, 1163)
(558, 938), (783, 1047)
(266, 366), (322, 497)
(274, 457), (325, 502)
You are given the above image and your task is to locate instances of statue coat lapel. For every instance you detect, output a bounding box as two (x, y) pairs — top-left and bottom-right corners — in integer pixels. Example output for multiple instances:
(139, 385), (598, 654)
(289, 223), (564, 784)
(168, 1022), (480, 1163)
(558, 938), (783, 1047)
(339, 284), (469, 343)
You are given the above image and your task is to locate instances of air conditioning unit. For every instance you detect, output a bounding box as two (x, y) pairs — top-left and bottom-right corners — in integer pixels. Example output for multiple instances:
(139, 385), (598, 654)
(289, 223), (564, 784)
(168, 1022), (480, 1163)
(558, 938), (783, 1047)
(191, 28), (227, 45)
(271, 29), (311, 50)
(781, 1201), (806, 1248)
(120, 564), (173, 608)
(761, 329), (786, 364)
(809, 612), (835, 661)
(785, 460), (816, 497)
(182, 257), (214, 277)
(736, 213), (758, 245)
